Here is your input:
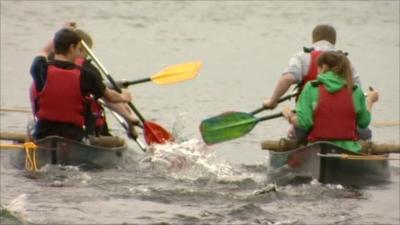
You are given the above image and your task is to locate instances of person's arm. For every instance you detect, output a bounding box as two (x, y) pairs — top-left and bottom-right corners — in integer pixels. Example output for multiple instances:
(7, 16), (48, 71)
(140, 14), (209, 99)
(354, 87), (378, 129)
(366, 89), (379, 112)
(282, 106), (298, 126)
(30, 23), (76, 92)
(82, 60), (137, 123)
(30, 56), (48, 91)
(103, 88), (131, 103)
(105, 101), (138, 123)
(263, 73), (296, 109)
(81, 62), (131, 103)
(348, 56), (362, 87)
(39, 41), (54, 58)
(263, 52), (304, 109)
(39, 22), (77, 58)
(294, 83), (316, 131)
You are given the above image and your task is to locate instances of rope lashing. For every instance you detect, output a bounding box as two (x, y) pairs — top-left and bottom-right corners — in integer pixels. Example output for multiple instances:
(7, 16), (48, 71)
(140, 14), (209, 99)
(0, 142), (39, 171)
(23, 142), (38, 171)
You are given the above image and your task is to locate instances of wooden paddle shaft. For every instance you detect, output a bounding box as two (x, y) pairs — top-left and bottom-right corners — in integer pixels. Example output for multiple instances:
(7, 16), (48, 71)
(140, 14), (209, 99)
(261, 139), (400, 154)
(257, 112), (284, 122)
(81, 41), (146, 123)
(251, 92), (298, 115)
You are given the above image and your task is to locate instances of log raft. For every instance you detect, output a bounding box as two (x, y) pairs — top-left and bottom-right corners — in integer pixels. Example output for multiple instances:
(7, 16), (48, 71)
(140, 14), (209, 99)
(0, 131), (126, 148)
(261, 139), (400, 154)
(0, 132), (30, 143)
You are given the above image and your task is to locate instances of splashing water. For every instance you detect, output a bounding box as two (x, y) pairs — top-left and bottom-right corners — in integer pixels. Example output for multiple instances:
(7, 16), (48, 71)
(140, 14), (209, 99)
(30, 164), (92, 187)
(139, 113), (260, 182)
(147, 139), (237, 178)
(171, 112), (191, 143)
(2, 194), (33, 225)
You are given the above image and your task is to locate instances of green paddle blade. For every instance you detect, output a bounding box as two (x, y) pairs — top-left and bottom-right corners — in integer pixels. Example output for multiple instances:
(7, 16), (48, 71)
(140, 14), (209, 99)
(200, 112), (258, 145)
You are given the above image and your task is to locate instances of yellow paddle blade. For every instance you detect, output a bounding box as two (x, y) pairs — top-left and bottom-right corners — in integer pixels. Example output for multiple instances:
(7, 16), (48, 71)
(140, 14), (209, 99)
(151, 61), (202, 85)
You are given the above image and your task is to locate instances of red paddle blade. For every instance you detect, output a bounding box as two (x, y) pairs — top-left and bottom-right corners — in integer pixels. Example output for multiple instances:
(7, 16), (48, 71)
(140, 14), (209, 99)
(144, 121), (173, 145)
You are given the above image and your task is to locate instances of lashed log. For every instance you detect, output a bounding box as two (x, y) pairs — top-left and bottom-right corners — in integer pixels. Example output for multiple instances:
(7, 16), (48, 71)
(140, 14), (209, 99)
(0, 132), (29, 142)
(88, 135), (126, 148)
(0, 107), (31, 113)
(0, 131), (126, 148)
(261, 139), (400, 154)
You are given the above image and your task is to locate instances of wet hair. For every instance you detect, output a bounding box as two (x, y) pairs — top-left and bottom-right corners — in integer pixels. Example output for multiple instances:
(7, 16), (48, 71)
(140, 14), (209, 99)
(317, 51), (353, 90)
(312, 24), (336, 45)
(53, 28), (81, 54)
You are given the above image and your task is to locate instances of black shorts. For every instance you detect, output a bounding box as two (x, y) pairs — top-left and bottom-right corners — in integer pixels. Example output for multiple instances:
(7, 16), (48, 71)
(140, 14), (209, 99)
(34, 120), (84, 141)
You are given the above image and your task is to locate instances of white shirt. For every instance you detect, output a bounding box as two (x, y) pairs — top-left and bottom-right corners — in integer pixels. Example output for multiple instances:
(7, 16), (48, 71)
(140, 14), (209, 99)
(282, 40), (360, 85)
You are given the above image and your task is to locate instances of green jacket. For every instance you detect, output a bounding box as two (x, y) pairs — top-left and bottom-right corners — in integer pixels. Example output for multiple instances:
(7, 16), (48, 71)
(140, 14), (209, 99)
(295, 71), (370, 153)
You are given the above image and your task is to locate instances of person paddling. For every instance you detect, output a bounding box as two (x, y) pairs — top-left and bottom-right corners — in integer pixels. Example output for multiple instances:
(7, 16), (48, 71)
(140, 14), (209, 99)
(262, 24), (371, 140)
(74, 28), (140, 138)
(30, 23), (132, 141)
(281, 51), (379, 153)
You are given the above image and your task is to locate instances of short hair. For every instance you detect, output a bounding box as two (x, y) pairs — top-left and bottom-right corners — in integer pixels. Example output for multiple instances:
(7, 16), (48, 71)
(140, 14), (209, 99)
(312, 24), (336, 45)
(53, 28), (81, 54)
(75, 29), (93, 48)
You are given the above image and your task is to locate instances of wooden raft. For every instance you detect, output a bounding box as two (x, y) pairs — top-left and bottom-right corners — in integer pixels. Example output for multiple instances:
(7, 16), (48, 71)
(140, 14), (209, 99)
(0, 131), (125, 148)
(261, 138), (400, 154)
(0, 132), (30, 142)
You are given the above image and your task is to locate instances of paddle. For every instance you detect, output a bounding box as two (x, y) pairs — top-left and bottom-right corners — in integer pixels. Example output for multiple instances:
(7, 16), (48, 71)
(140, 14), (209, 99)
(250, 86), (374, 116)
(199, 91), (298, 145)
(101, 103), (147, 151)
(81, 41), (173, 145)
(102, 102), (173, 149)
(121, 61), (202, 87)
(251, 91), (298, 115)
(200, 112), (284, 145)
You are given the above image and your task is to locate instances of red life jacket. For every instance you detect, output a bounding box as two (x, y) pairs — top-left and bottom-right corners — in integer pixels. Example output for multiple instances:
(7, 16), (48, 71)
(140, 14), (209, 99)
(297, 50), (323, 100)
(307, 84), (358, 141)
(29, 57), (86, 115)
(37, 65), (85, 127)
(75, 57), (106, 129)
(75, 57), (85, 66)
(85, 96), (106, 128)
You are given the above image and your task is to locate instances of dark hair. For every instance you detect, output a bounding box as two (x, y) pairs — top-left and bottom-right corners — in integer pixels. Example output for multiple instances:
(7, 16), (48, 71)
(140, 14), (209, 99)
(53, 28), (81, 54)
(312, 24), (336, 45)
(317, 51), (353, 90)
(75, 29), (93, 48)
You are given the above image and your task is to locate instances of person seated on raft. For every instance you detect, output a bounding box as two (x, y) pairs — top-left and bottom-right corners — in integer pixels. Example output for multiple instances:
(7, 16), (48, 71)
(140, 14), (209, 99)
(262, 24), (372, 141)
(30, 23), (132, 141)
(281, 51), (379, 153)
(74, 28), (140, 138)
(29, 22), (139, 140)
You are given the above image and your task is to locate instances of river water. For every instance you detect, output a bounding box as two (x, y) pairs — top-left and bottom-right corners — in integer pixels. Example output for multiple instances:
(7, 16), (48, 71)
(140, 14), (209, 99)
(1, 1), (399, 225)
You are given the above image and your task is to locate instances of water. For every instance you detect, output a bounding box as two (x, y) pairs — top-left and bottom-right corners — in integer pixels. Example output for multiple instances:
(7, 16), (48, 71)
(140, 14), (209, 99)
(1, 1), (399, 224)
